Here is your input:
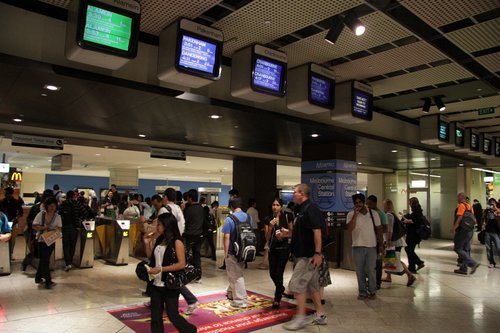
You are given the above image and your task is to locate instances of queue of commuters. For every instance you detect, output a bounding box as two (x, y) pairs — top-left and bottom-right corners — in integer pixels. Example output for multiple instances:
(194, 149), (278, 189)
(2, 183), (499, 332)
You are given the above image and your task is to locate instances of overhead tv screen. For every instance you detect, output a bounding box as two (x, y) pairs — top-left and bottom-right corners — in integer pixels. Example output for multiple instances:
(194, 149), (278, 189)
(352, 88), (373, 120)
(309, 73), (334, 109)
(455, 128), (464, 147)
(483, 138), (492, 155)
(471, 133), (479, 151)
(77, 0), (140, 58)
(438, 120), (449, 142)
(495, 140), (500, 157)
(178, 35), (217, 74)
(252, 56), (286, 95)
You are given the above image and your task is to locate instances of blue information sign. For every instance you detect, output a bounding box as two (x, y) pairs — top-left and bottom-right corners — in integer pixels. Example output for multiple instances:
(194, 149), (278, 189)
(352, 89), (371, 119)
(253, 57), (282, 92)
(178, 35), (216, 74)
(310, 75), (331, 105)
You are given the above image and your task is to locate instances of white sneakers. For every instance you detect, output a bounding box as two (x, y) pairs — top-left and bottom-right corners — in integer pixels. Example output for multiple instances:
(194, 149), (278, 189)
(283, 313), (328, 330)
(185, 301), (199, 315)
(64, 264), (72, 272)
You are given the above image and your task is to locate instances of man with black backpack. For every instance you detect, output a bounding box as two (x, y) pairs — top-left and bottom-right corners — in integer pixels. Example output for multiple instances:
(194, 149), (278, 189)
(453, 192), (479, 275)
(222, 196), (255, 308)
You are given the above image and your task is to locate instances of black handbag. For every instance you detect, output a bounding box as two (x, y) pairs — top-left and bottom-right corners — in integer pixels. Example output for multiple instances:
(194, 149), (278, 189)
(165, 264), (201, 289)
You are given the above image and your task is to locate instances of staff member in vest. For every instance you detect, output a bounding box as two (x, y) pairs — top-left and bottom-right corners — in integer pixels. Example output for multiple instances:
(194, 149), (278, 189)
(147, 213), (196, 333)
(453, 192), (479, 275)
(283, 184), (326, 330)
(32, 197), (62, 289)
(222, 196), (251, 308)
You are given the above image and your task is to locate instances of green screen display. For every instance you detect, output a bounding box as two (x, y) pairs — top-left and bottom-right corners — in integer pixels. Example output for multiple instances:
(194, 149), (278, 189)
(83, 5), (132, 51)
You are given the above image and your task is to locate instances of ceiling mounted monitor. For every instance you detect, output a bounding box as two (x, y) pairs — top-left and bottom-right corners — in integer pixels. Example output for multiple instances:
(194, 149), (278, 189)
(287, 63), (335, 114)
(495, 138), (500, 157)
(231, 44), (287, 102)
(455, 128), (478, 154)
(420, 114), (449, 145)
(439, 122), (463, 150)
(65, 0), (141, 69)
(158, 18), (223, 88)
(331, 81), (373, 124)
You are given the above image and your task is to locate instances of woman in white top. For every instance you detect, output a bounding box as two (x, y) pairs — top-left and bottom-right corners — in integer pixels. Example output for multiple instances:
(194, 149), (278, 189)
(382, 199), (416, 287)
(32, 197), (62, 289)
(147, 213), (197, 333)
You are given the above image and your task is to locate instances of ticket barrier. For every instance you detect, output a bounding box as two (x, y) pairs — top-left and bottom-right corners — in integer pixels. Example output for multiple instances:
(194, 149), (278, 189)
(105, 219), (130, 265)
(73, 221), (95, 268)
(94, 217), (113, 259)
(0, 239), (10, 275)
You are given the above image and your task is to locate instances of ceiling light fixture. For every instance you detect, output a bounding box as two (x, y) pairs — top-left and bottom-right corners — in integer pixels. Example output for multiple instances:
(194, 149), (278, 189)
(324, 16), (344, 44)
(357, 162), (363, 165)
(391, 150), (398, 153)
(344, 13), (365, 36)
(433, 96), (446, 111)
(422, 97), (431, 112)
(459, 163), (464, 167)
(138, 134), (146, 138)
(311, 133), (319, 138)
(13, 118), (23, 122)
(472, 168), (500, 174)
(209, 114), (221, 119)
(41, 93), (48, 97)
(229, 145), (235, 149)
(44, 84), (60, 91)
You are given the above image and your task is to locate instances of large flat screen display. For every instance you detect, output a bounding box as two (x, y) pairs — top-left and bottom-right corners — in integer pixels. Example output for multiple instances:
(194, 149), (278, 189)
(439, 120), (449, 142)
(251, 56), (286, 96)
(352, 89), (373, 120)
(471, 133), (479, 151)
(177, 34), (217, 75)
(309, 73), (334, 109)
(455, 128), (464, 147)
(77, 0), (140, 58)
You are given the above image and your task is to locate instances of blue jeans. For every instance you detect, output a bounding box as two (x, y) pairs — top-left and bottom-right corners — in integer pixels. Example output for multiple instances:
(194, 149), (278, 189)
(454, 228), (476, 272)
(484, 232), (500, 265)
(352, 247), (377, 297)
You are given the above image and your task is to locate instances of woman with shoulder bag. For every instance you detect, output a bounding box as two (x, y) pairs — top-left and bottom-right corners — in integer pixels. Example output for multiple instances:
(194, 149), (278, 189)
(147, 213), (197, 333)
(32, 197), (62, 289)
(483, 198), (500, 268)
(266, 198), (293, 308)
(403, 197), (425, 274)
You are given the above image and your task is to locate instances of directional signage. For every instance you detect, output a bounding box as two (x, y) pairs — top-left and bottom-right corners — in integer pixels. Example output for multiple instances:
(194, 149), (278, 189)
(12, 133), (64, 150)
(478, 107), (495, 116)
(150, 147), (186, 160)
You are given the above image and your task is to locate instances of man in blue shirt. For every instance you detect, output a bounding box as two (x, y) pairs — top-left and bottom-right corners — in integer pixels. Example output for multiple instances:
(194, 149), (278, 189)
(222, 196), (252, 308)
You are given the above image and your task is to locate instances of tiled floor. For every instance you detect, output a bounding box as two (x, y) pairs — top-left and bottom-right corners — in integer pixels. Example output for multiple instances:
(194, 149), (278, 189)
(0, 237), (499, 333)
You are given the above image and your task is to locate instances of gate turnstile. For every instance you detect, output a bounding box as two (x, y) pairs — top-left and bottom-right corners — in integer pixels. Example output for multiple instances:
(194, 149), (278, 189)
(105, 219), (130, 265)
(0, 240), (10, 275)
(73, 221), (95, 268)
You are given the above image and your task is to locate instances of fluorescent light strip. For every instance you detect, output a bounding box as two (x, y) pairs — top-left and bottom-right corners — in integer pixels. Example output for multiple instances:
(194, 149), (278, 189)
(409, 172), (441, 178)
(472, 168), (500, 174)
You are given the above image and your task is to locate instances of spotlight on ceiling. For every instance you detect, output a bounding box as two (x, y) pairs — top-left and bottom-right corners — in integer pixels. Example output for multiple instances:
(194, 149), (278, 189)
(344, 13), (365, 36)
(433, 96), (446, 111)
(422, 97), (432, 112)
(324, 16), (344, 44)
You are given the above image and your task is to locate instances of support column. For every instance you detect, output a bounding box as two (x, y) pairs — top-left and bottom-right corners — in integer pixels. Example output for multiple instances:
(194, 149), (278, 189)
(232, 157), (276, 211)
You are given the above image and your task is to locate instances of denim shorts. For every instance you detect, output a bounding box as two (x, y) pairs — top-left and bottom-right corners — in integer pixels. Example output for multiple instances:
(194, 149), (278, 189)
(288, 257), (320, 294)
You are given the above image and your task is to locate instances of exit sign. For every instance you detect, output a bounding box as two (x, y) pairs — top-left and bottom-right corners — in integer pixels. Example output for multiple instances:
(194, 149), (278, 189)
(478, 107), (495, 115)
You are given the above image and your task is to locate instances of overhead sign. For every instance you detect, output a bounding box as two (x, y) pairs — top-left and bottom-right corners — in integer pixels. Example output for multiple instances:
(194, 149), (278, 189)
(0, 163), (9, 173)
(478, 107), (495, 116)
(150, 147), (186, 160)
(12, 133), (64, 150)
(9, 168), (23, 182)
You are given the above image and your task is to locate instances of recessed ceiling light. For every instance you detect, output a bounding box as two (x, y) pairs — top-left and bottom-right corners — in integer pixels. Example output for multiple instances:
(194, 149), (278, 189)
(13, 118), (23, 122)
(477, 88), (482, 92)
(41, 93), (48, 97)
(210, 114), (221, 119)
(431, 157), (437, 161)
(44, 84), (60, 91)
(234, 125), (239, 129)
(138, 134), (146, 138)
(229, 145), (235, 149)
(162, 164), (167, 167)
(459, 163), (464, 167)
(391, 150), (397, 153)
(368, 66), (374, 69)
(186, 161), (191, 164)
(311, 133), (319, 138)
(223, 167), (228, 170)
(95, 153), (101, 156)
(264, 20), (271, 25)
(357, 162), (363, 165)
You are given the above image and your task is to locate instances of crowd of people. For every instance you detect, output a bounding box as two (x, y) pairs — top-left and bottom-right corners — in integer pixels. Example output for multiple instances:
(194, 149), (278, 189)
(1, 183), (499, 333)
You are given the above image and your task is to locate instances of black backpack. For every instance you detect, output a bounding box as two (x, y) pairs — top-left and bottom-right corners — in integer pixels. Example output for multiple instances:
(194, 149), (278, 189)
(416, 215), (431, 240)
(460, 204), (476, 232)
(391, 213), (406, 241)
(228, 214), (257, 263)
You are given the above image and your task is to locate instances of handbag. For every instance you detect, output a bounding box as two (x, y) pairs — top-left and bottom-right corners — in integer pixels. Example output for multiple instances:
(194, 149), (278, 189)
(165, 264), (201, 289)
(383, 249), (404, 275)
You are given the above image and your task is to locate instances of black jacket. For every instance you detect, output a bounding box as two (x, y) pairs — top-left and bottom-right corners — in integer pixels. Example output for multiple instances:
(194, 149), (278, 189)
(183, 203), (204, 237)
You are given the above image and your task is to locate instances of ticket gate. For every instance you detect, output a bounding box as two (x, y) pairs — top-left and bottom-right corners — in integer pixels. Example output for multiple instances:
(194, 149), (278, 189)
(0, 240), (10, 275)
(94, 217), (113, 259)
(105, 219), (130, 265)
(73, 221), (95, 268)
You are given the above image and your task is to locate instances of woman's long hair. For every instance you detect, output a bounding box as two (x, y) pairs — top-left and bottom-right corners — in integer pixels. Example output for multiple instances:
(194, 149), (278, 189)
(383, 198), (396, 215)
(409, 197), (422, 212)
(157, 213), (181, 244)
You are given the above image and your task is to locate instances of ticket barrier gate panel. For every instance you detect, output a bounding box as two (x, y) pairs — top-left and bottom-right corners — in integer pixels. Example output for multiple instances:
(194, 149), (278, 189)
(94, 217), (113, 259)
(0, 241), (10, 275)
(105, 220), (130, 265)
(74, 221), (95, 268)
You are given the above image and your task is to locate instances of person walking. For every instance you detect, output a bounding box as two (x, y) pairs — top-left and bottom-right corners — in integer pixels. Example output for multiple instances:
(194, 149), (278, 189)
(402, 197), (425, 274)
(147, 213), (197, 333)
(483, 198), (500, 268)
(265, 198), (293, 308)
(453, 192), (479, 275)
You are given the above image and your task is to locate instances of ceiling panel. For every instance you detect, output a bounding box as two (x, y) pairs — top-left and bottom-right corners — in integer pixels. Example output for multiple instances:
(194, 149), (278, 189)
(400, 0), (499, 28)
(446, 18), (500, 53)
(371, 63), (474, 96)
(476, 52), (500, 73)
(399, 94), (500, 119)
(281, 11), (414, 68)
(214, 0), (362, 56)
(462, 117), (500, 128)
(332, 40), (447, 82)
(477, 125), (500, 133)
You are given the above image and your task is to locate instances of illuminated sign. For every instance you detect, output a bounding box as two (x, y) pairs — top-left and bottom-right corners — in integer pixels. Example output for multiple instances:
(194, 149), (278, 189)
(10, 171), (23, 182)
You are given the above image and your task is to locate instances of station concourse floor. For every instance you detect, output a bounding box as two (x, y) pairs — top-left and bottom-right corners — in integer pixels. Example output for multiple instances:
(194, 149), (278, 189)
(0, 238), (499, 333)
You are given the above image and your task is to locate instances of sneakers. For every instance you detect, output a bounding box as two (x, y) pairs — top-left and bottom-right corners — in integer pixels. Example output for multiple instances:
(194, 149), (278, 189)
(185, 301), (199, 315)
(454, 269), (467, 275)
(469, 263), (480, 275)
(64, 265), (72, 272)
(229, 301), (247, 309)
(488, 263), (495, 268)
(283, 315), (308, 331)
(311, 314), (328, 326)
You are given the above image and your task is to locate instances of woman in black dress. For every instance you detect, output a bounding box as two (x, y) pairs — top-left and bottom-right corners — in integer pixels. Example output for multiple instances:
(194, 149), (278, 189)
(403, 197), (425, 273)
